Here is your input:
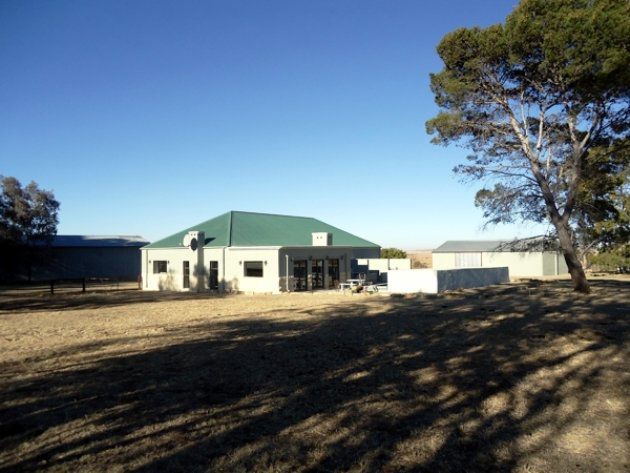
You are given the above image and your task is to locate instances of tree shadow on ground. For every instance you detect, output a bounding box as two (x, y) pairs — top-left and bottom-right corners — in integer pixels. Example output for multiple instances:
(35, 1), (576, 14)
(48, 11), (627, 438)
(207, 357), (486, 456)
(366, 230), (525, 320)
(0, 280), (628, 472)
(0, 289), (233, 313)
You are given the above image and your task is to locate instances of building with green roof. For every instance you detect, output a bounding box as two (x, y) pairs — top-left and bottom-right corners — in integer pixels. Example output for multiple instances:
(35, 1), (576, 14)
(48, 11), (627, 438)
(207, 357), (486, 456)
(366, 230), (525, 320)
(141, 211), (380, 293)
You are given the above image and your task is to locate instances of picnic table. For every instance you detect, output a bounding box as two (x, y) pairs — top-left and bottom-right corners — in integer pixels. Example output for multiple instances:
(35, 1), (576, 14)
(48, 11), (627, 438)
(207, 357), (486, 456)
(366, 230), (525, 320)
(338, 279), (366, 291)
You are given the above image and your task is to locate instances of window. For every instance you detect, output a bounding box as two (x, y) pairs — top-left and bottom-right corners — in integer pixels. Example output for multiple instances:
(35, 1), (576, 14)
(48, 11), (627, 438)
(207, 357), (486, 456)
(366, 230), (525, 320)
(183, 261), (190, 289)
(209, 261), (219, 290)
(455, 253), (482, 268)
(153, 261), (167, 273)
(244, 261), (263, 277)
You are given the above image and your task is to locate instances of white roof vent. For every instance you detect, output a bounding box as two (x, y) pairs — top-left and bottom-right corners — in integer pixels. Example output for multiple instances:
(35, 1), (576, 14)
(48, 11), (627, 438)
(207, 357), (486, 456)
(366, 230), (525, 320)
(312, 232), (332, 246)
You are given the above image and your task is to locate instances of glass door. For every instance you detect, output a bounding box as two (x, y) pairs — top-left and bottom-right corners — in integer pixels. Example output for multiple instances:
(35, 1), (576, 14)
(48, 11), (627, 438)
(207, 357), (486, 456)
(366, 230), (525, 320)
(328, 259), (340, 288)
(293, 260), (307, 291)
(312, 259), (324, 289)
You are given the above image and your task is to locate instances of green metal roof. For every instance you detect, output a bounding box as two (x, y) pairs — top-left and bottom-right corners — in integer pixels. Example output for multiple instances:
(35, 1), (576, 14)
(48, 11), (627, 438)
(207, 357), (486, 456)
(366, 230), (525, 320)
(145, 211), (380, 249)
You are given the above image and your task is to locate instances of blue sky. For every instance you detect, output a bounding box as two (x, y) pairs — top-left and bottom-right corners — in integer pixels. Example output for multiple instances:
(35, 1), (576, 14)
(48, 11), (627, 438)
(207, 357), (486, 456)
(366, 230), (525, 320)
(1, 0), (546, 249)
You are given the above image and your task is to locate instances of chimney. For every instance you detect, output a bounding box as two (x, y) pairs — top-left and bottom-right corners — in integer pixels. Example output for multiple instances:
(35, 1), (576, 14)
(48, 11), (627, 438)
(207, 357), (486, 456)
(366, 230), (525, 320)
(312, 232), (332, 246)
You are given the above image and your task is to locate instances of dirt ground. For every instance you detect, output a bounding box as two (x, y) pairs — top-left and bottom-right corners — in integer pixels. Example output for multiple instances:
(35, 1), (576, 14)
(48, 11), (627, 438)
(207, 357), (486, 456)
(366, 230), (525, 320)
(0, 279), (628, 472)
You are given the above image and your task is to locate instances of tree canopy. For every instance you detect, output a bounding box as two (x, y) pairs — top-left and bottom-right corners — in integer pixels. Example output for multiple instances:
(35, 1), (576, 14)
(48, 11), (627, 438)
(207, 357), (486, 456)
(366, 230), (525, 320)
(381, 248), (408, 259)
(0, 176), (60, 247)
(426, 0), (629, 293)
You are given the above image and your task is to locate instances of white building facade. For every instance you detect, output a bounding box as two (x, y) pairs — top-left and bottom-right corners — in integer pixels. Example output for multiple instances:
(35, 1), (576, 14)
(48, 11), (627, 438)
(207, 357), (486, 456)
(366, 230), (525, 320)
(141, 211), (380, 293)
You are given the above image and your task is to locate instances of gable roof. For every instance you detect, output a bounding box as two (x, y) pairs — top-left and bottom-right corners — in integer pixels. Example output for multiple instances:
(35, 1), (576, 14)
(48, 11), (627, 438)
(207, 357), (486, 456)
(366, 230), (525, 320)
(145, 211), (379, 249)
(433, 240), (507, 253)
(433, 236), (559, 253)
(51, 235), (149, 248)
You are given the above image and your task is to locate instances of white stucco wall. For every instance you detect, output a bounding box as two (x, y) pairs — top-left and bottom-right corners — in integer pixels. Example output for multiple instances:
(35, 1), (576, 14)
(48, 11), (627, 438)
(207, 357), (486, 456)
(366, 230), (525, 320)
(141, 246), (212, 291)
(142, 244), (373, 293)
(388, 267), (509, 294)
(142, 246), (281, 293)
(223, 247), (281, 293)
(388, 269), (438, 293)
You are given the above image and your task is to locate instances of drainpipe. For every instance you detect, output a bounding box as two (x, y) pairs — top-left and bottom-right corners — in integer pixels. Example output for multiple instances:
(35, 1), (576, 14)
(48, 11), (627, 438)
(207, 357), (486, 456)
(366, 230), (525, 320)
(222, 246), (226, 292)
(285, 253), (290, 292)
(144, 250), (148, 288)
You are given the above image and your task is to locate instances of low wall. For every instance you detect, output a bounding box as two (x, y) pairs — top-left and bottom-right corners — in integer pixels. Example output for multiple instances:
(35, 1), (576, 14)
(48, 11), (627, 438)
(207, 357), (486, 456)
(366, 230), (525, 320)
(388, 267), (509, 294)
(437, 267), (509, 292)
(387, 269), (437, 293)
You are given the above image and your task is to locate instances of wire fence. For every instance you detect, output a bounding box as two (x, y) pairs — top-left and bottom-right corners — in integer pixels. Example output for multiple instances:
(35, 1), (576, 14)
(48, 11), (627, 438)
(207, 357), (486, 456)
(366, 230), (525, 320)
(0, 278), (141, 296)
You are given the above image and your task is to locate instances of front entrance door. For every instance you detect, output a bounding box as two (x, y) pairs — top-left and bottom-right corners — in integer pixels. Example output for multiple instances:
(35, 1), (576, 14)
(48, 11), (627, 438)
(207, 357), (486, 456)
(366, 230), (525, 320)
(328, 259), (340, 288)
(293, 260), (307, 291)
(312, 259), (324, 289)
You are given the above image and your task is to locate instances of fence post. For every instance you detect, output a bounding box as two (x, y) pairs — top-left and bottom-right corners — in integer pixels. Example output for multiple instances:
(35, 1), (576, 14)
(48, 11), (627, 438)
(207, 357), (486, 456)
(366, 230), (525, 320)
(82, 277), (86, 293)
(50, 280), (54, 295)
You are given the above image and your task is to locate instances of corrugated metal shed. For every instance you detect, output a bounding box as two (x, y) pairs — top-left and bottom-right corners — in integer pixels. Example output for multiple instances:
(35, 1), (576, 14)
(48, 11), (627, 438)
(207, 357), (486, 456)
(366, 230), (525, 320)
(433, 236), (559, 253)
(51, 235), (149, 248)
(146, 211), (379, 249)
(433, 240), (507, 253)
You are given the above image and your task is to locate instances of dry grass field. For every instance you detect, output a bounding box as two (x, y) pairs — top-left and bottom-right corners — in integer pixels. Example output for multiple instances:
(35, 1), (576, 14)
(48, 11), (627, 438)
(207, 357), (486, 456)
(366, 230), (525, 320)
(406, 250), (432, 268)
(0, 279), (628, 472)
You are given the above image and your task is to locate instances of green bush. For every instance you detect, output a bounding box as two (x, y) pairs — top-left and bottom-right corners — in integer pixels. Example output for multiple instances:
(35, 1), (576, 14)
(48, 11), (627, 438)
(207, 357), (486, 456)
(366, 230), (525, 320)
(588, 244), (630, 272)
(381, 248), (407, 259)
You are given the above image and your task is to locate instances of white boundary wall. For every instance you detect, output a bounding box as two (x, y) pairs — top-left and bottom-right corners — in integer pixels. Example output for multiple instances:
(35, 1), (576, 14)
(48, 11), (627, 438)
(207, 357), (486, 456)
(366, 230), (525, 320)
(387, 269), (438, 293)
(388, 267), (509, 294)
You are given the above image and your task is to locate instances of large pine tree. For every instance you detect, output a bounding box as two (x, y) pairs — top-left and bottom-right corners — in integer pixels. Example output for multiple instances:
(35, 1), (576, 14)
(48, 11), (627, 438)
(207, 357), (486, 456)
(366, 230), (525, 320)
(426, 0), (629, 293)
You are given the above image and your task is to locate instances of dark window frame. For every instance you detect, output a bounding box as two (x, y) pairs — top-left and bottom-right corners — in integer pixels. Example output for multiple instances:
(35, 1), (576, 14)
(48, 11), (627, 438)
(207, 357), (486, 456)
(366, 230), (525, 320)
(312, 259), (325, 289)
(209, 261), (219, 290)
(293, 259), (307, 291)
(153, 260), (168, 274)
(328, 258), (340, 288)
(183, 261), (190, 289)
(244, 261), (264, 278)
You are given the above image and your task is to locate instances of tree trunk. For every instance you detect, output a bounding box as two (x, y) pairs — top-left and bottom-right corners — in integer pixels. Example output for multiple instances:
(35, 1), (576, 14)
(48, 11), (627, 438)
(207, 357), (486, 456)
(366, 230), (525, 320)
(554, 220), (590, 293)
